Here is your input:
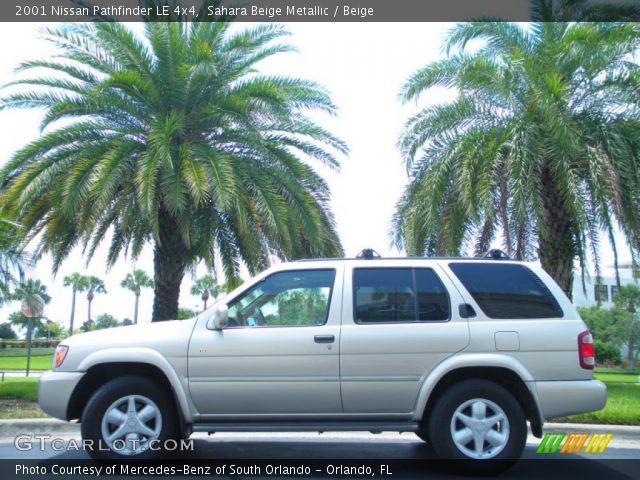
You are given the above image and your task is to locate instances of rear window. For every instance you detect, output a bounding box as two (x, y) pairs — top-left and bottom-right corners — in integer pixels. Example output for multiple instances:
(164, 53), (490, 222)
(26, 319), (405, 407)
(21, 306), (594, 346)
(353, 268), (450, 323)
(448, 263), (563, 319)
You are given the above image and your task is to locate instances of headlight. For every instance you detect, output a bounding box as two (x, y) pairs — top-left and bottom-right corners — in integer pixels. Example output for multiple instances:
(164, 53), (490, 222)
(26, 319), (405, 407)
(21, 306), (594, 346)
(53, 345), (68, 368)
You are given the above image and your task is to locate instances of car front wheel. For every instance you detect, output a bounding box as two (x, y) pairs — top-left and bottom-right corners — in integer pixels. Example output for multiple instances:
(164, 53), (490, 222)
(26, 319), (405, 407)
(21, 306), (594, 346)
(81, 375), (179, 459)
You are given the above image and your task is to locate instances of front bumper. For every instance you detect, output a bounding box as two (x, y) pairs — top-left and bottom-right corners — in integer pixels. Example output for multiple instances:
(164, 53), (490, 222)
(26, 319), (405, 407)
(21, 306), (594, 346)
(535, 379), (607, 419)
(38, 370), (85, 420)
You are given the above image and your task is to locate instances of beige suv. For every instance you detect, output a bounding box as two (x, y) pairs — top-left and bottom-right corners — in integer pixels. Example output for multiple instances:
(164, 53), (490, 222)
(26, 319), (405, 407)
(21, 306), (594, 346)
(39, 254), (606, 467)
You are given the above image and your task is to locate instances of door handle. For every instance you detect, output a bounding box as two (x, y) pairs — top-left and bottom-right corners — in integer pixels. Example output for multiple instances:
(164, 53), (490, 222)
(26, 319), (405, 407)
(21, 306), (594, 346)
(314, 334), (335, 344)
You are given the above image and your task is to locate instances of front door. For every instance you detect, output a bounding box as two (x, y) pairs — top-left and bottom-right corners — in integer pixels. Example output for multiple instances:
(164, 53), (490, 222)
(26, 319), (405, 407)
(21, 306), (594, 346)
(188, 267), (343, 417)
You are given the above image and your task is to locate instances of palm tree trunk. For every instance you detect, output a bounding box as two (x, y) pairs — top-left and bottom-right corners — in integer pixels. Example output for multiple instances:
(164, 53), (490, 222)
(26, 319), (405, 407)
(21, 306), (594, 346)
(26, 316), (33, 377)
(538, 163), (575, 299)
(499, 167), (513, 257)
(134, 293), (139, 325)
(475, 218), (493, 256)
(69, 288), (76, 335)
(88, 298), (92, 323)
(202, 291), (209, 312)
(152, 208), (188, 322)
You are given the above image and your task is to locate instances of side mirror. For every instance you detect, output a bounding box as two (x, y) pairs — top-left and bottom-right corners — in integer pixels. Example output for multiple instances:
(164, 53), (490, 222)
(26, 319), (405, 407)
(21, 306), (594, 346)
(207, 305), (229, 330)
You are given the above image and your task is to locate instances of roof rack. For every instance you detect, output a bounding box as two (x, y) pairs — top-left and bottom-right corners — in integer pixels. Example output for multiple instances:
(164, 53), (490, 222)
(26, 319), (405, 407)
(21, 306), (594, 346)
(477, 249), (511, 260)
(297, 249), (515, 262)
(356, 248), (381, 260)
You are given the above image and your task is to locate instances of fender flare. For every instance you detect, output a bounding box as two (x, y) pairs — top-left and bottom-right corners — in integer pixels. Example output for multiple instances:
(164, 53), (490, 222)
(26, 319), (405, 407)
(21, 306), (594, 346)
(412, 353), (541, 423)
(77, 348), (194, 423)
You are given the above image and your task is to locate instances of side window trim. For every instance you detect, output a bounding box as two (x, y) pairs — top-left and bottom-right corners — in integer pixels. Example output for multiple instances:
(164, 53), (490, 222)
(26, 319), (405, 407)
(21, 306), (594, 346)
(415, 267), (452, 322)
(352, 267), (451, 324)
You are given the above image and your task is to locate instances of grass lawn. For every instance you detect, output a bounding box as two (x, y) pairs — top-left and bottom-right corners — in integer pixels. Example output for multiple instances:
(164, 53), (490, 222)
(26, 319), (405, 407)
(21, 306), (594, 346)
(594, 371), (640, 383)
(0, 377), (38, 401)
(595, 366), (640, 375)
(0, 355), (52, 370)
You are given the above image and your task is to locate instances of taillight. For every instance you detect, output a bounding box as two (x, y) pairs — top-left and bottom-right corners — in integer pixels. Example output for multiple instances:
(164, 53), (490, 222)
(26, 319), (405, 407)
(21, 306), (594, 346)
(53, 345), (68, 368)
(578, 330), (595, 369)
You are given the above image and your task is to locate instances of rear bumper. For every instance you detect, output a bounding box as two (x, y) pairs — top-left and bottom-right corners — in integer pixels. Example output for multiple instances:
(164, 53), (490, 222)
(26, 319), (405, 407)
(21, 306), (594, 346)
(38, 370), (85, 420)
(535, 380), (607, 419)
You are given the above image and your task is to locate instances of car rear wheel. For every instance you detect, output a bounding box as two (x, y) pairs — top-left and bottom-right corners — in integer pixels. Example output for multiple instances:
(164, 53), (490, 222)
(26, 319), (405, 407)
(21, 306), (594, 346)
(428, 379), (526, 472)
(81, 375), (179, 459)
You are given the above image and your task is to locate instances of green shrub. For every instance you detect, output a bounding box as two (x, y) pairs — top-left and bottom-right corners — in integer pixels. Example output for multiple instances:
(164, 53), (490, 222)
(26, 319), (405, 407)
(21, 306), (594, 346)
(0, 339), (60, 349)
(594, 339), (620, 365)
(0, 323), (17, 340)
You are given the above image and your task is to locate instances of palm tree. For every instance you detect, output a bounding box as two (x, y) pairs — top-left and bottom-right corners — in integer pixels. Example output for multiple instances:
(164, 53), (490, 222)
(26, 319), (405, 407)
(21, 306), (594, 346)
(0, 213), (27, 303)
(0, 21), (346, 322)
(10, 278), (51, 346)
(8, 311), (44, 335)
(63, 272), (89, 335)
(13, 278), (51, 312)
(121, 269), (154, 324)
(393, 22), (640, 297)
(85, 276), (106, 323)
(190, 275), (219, 312)
(221, 277), (243, 294)
(12, 279), (51, 375)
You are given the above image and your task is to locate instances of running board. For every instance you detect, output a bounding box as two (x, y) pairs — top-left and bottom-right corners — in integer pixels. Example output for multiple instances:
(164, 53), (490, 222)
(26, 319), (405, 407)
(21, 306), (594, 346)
(192, 421), (419, 433)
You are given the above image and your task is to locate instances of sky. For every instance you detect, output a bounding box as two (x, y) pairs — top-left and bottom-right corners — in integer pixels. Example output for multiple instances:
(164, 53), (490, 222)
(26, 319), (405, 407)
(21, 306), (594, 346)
(0, 21), (634, 331)
(0, 22), (459, 328)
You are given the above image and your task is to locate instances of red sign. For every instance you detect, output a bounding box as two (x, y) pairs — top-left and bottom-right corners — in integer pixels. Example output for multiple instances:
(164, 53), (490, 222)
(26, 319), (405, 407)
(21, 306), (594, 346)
(21, 296), (44, 318)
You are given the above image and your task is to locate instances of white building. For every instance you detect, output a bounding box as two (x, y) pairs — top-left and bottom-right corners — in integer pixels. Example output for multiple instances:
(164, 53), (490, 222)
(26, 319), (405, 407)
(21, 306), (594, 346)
(572, 262), (638, 308)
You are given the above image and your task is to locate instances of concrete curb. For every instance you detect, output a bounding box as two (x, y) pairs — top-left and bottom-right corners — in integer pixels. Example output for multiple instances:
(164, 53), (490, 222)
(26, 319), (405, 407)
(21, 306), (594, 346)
(544, 422), (640, 433)
(541, 422), (640, 440)
(0, 419), (638, 441)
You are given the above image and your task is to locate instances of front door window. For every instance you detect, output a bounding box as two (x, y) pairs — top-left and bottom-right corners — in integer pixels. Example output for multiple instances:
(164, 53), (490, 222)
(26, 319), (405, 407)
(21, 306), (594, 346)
(227, 269), (335, 327)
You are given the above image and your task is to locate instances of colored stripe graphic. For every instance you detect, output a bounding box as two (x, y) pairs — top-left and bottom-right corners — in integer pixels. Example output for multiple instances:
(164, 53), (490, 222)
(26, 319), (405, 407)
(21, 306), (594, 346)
(537, 433), (566, 454)
(583, 433), (613, 454)
(560, 433), (589, 453)
(537, 432), (613, 454)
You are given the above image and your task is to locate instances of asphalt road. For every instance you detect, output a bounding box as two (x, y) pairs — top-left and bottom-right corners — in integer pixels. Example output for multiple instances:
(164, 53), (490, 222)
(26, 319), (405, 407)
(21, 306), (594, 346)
(1, 432), (638, 479)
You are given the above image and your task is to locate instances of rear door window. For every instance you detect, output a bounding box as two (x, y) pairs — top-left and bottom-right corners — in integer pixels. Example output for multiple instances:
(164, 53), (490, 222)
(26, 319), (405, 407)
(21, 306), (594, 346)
(448, 263), (563, 319)
(353, 268), (450, 323)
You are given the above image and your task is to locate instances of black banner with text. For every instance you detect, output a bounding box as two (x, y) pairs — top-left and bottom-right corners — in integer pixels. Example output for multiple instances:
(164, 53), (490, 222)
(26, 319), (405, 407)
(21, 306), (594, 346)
(3, 0), (640, 22)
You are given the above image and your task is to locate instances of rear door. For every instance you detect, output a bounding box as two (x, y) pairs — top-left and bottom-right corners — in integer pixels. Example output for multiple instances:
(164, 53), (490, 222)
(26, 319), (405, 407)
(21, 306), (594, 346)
(339, 261), (470, 414)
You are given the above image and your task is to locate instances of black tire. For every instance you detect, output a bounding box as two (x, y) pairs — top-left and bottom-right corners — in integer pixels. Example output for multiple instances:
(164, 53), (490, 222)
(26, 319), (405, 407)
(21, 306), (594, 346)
(427, 379), (526, 473)
(415, 429), (430, 443)
(81, 375), (179, 459)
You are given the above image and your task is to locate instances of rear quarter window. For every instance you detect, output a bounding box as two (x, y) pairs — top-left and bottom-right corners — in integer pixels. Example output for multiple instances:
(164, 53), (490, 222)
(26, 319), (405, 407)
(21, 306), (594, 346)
(448, 263), (563, 319)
